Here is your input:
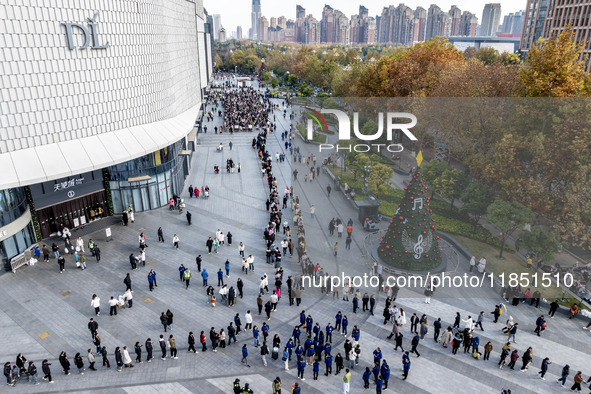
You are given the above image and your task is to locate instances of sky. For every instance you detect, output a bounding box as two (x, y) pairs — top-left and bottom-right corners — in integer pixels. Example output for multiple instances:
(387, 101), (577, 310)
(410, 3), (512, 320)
(204, 0), (526, 36)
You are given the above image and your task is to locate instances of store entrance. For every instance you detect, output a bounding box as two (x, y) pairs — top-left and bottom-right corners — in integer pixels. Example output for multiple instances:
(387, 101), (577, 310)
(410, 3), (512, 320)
(36, 190), (108, 238)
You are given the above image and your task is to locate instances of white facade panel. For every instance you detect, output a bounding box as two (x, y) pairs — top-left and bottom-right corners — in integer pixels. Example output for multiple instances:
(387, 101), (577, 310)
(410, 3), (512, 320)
(0, 0), (211, 188)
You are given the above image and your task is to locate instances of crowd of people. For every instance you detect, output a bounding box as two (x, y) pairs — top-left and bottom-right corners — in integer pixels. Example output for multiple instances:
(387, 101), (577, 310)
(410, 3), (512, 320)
(6, 74), (591, 394)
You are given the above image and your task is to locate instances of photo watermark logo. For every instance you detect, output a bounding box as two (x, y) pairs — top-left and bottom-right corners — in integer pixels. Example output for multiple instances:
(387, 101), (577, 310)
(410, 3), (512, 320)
(305, 108), (418, 152)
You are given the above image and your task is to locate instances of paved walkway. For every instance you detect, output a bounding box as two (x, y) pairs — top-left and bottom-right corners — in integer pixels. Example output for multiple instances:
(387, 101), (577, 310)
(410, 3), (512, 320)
(0, 82), (589, 393)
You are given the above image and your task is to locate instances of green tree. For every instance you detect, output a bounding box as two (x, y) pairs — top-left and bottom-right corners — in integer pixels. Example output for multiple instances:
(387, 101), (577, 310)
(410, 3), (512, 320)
(368, 163), (394, 195)
(350, 153), (371, 181)
(288, 74), (298, 85)
(460, 182), (494, 229)
(271, 77), (279, 88)
(487, 200), (535, 258)
(298, 83), (313, 97)
(422, 160), (448, 198)
(522, 225), (562, 262)
(515, 28), (591, 97)
(475, 47), (499, 65)
(433, 169), (469, 211)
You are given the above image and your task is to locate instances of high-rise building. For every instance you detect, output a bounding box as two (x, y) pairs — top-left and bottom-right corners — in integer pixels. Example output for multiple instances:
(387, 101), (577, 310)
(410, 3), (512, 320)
(0, 0), (212, 263)
(480, 3), (502, 36)
(500, 11), (525, 34)
(335, 11), (351, 45)
(426, 5), (442, 39)
(270, 17), (277, 29)
(285, 20), (297, 42)
(219, 28), (227, 42)
(251, 0), (261, 40)
(413, 7), (427, 42)
(278, 16), (287, 29)
(321, 5), (335, 43)
(458, 11), (478, 37)
(350, 5), (376, 44)
(449, 5), (462, 36)
(212, 14), (221, 40)
(236, 26), (243, 39)
(259, 16), (269, 41)
(304, 14), (320, 44)
(296, 5), (306, 43)
(521, 0), (591, 68)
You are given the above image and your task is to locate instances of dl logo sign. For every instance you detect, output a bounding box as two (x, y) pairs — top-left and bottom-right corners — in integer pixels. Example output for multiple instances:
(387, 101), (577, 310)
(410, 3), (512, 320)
(62, 12), (110, 50)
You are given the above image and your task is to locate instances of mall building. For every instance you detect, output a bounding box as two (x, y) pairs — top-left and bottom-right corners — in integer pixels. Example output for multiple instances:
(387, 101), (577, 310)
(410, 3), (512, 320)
(0, 0), (213, 270)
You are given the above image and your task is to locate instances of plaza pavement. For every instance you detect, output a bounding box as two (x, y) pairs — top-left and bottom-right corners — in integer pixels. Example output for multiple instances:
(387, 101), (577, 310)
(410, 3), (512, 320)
(0, 86), (589, 393)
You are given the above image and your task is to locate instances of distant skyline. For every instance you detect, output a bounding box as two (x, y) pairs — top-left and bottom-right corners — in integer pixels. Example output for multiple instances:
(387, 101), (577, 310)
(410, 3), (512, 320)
(204, 0), (525, 37)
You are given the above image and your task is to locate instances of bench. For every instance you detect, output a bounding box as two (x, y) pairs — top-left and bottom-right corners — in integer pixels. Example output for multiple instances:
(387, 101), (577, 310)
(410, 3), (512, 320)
(10, 245), (39, 273)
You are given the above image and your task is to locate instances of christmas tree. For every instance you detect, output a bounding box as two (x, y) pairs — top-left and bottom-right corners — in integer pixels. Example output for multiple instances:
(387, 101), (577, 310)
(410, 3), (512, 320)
(378, 162), (442, 271)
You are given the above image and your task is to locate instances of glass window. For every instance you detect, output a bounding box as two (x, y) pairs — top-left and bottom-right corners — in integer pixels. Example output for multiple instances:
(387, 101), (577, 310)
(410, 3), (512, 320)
(13, 229), (26, 254)
(149, 183), (159, 210)
(132, 188), (142, 212)
(140, 187), (150, 211)
(3, 236), (18, 260)
(111, 186), (122, 214)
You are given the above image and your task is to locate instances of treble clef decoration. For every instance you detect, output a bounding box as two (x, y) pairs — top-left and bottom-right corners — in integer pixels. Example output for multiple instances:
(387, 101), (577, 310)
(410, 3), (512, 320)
(413, 234), (424, 259)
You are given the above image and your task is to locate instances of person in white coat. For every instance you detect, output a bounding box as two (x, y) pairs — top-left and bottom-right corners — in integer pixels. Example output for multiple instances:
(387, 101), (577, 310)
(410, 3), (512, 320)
(122, 346), (133, 368)
(397, 309), (407, 327)
(462, 316), (474, 331)
(91, 294), (100, 316)
(245, 311), (253, 330)
(76, 237), (85, 253)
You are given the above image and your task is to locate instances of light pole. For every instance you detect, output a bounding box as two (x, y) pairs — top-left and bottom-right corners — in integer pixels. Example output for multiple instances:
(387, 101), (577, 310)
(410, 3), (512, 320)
(363, 165), (371, 198)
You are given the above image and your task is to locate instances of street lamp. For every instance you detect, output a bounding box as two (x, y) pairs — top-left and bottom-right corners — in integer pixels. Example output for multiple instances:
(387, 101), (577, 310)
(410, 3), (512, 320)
(363, 165), (371, 198)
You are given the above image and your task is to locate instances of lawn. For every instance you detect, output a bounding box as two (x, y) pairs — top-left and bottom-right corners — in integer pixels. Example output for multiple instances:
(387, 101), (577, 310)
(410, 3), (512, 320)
(296, 124), (327, 143)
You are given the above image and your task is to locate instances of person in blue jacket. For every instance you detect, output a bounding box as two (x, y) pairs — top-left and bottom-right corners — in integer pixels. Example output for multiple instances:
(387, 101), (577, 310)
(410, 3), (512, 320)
(305, 344), (315, 365)
(201, 269), (208, 286)
(324, 343), (332, 357)
(252, 326), (260, 347)
(297, 358), (306, 380)
(372, 362), (380, 381)
(373, 347), (382, 364)
(304, 338), (313, 353)
(326, 323), (334, 343)
(376, 376), (383, 394)
(305, 315), (313, 337)
(312, 360), (319, 380)
(325, 354), (333, 376)
(381, 361), (390, 389)
(292, 326), (301, 346)
(295, 345), (304, 360)
(402, 351), (411, 380)
(352, 326), (360, 342)
(261, 323), (269, 342)
(300, 311), (306, 327)
(363, 367), (371, 389)
(225, 259), (230, 277)
(241, 344), (249, 367)
(342, 315), (349, 336)
(286, 339), (295, 359)
(217, 269), (224, 286)
(335, 311), (343, 332)
(472, 336), (480, 354)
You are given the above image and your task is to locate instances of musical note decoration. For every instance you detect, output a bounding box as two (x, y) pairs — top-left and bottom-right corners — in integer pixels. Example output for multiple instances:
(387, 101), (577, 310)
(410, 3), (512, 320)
(378, 167), (441, 270)
(402, 230), (433, 260)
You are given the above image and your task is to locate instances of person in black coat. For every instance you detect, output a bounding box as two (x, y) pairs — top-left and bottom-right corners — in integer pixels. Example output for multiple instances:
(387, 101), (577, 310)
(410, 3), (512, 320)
(59, 352), (70, 375)
(4, 362), (13, 386)
(335, 353), (344, 375)
(227, 232), (233, 246)
(15, 353), (27, 373)
(115, 347), (123, 371)
(145, 339), (153, 362)
(453, 312), (461, 328)
(41, 360), (52, 383)
(74, 353), (85, 374)
(134, 342), (142, 363)
(188, 332), (197, 353)
(124, 273), (132, 291)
